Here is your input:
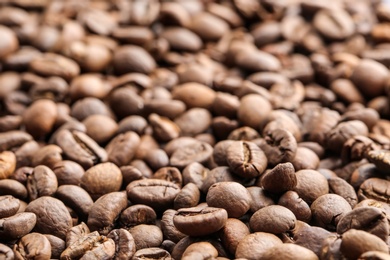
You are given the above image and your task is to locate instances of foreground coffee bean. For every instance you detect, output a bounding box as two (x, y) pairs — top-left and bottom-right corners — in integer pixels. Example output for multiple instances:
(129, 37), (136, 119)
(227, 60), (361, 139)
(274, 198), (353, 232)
(0, 212), (36, 240)
(235, 232), (283, 259)
(173, 207), (228, 237)
(13, 233), (51, 259)
(250, 205), (296, 234)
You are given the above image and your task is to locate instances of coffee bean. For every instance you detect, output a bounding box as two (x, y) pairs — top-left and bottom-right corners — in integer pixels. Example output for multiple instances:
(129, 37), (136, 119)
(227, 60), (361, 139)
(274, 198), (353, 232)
(0, 212), (36, 240)
(25, 196), (72, 240)
(237, 94), (272, 129)
(313, 9), (354, 40)
(27, 165), (58, 201)
(107, 229), (136, 260)
(0, 195), (20, 218)
(0, 243), (14, 259)
(56, 185), (93, 220)
(52, 160), (84, 186)
(235, 232), (283, 259)
(160, 209), (186, 243)
(113, 45), (156, 75)
(129, 224), (163, 250)
(161, 27), (202, 52)
(261, 162), (297, 194)
(44, 234), (65, 260)
(182, 241), (218, 260)
(170, 141), (213, 168)
(127, 179), (180, 212)
(218, 218), (250, 255)
(278, 190), (311, 223)
(0, 25), (18, 59)
(340, 229), (389, 260)
(328, 177), (358, 208)
(358, 178), (390, 203)
(173, 207), (228, 237)
(106, 131), (140, 167)
(120, 204), (156, 229)
(13, 233), (51, 260)
(54, 129), (107, 170)
(337, 206), (389, 241)
(31, 144), (62, 169)
(247, 186), (275, 213)
(174, 183), (200, 209)
(0, 179), (27, 199)
(206, 181), (251, 218)
(310, 194), (352, 231)
(132, 248), (172, 260)
(87, 191), (128, 235)
(293, 170), (329, 204)
(81, 162), (122, 200)
(250, 205), (296, 234)
(0, 151), (16, 180)
(366, 149), (390, 173)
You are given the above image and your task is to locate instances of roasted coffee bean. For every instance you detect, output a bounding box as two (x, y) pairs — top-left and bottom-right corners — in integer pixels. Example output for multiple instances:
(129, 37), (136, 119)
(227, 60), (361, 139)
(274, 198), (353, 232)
(340, 229), (389, 260)
(132, 248), (172, 260)
(218, 218), (250, 256)
(0, 151), (16, 180)
(127, 179), (180, 212)
(206, 181), (251, 218)
(262, 244), (318, 260)
(173, 207), (228, 237)
(0, 243), (14, 259)
(26, 165), (58, 201)
(31, 144), (62, 169)
(182, 241), (218, 260)
(0, 212), (36, 240)
(106, 131), (140, 167)
(54, 129), (107, 170)
(328, 177), (358, 208)
(52, 160), (84, 186)
(0, 25), (18, 59)
(13, 233), (51, 260)
(160, 209), (186, 243)
(113, 45), (156, 75)
(278, 191), (311, 223)
(261, 162), (297, 194)
(87, 191), (128, 235)
(358, 178), (390, 203)
(250, 205), (296, 234)
(337, 206), (389, 241)
(201, 166), (241, 194)
(0, 195), (20, 218)
(226, 141), (267, 178)
(44, 234), (65, 259)
(293, 170), (329, 204)
(129, 224), (163, 250)
(170, 141), (213, 168)
(0, 179), (27, 199)
(310, 194), (352, 231)
(81, 162), (122, 200)
(120, 204), (156, 228)
(25, 196), (72, 240)
(237, 94), (272, 129)
(107, 229), (136, 260)
(313, 9), (354, 40)
(174, 183), (200, 210)
(235, 232), (283, 259)
(366, 149), (390, 173)
(56, 185), (93, 220)
(174, 108), (212, 136)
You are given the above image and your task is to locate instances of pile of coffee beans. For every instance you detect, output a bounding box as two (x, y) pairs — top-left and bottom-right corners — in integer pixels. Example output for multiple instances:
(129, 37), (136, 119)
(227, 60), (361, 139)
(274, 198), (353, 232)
(2, 0), (390, 259)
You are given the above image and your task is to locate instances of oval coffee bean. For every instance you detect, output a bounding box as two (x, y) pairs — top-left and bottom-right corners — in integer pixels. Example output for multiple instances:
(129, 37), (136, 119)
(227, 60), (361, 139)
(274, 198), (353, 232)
(250, 205), (296, 234)
(173, 207), (228, 237)
(13, 233), (51, 260)
(0, 212), (36, 240)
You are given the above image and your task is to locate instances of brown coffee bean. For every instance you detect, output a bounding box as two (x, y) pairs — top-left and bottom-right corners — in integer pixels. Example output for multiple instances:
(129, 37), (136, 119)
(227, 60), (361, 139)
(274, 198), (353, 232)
(170, 141), (213, 168)
(291, 147), (320, 171)
(13, 233), (51, 260)
(191, 12), (229, 41)
(87, 191), (128, 235)
(261, 162), (297, 194)
(52, 160), (84, 186)
(358, 178), (390, 203)
(56, 185), (93, 220)
(173, 207), (228, 237)
(247, 186), (274, 213)
(120, 204), (156, 228)
(113, 45), (156, 75)
(25, 196), (72, 240)
(218, 218), (250, 255)
(235, 232), (283, 259)
(44, 234), (65, 260)
(366, 149), (390, 173)
(226, 141), (267, 178)
(70, 97), (114, 122)
(313, 9), (355, 40)
(293, 170), (329, 204)
(31, 144), (62, 169)
(0, 195), (19, 218)
(83, 114), (118, 144)
(261, 244), (318, 260)
(27, 165), (58, 201)
(129, 224), (163, 250)
(358, 251), (390, 260)
(149, 114), (180, 142)
(206, 181), (251, 218)
(174, 108), (212, 137)
(160, 209), (186, 243)
(311, 194), (352, 231)
(0, 212), (36, 240)
(201, 166), (241, 194)
(29, 53), (80, 81)
(132, 248), (172, 260)
(235, 47), (281, 72)
(106, 131), (140, 167)
(238, 94), (272, 129)
(174, 183), (200, 210)
(161, 27), (202, 52)
(0, 25), (18, 59)
(0, 179), (27, 200)
(54, 129), (108, 170)
(337, 206), (389, 242)
(328, 177), (358, 208)
(182, 241), (218, 260)
(23, 99), (57, 138)
(278, 191), (311, 223)
(69, 74), (110, 101)
(107, 229), (136, 260)
(81, 162), (122, 200)
(153, 167), (182, 188)
(77, 8), (116, 36)
(340, 229), (389, 260)
(0, 151), (16, 180)
(250, 205), (296, 234)
(351, 59), (389, 98)
(127, 179), (180, 211)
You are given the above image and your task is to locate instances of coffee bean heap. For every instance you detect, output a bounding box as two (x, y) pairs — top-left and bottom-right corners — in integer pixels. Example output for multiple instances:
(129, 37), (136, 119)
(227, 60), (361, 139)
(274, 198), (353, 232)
(1, 0), (390, 259)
